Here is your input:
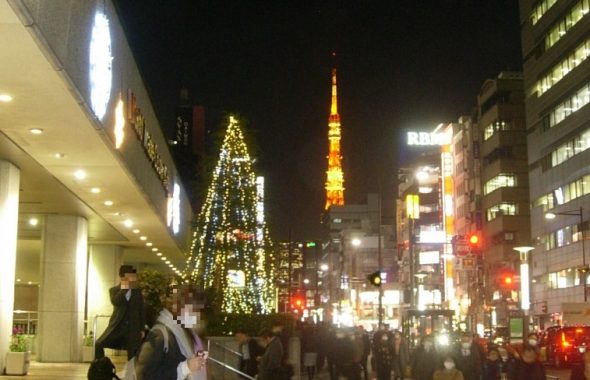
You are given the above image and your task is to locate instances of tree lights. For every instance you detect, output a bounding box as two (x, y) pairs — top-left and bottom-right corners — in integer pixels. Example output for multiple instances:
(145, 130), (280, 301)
(185, 116), (275, 313)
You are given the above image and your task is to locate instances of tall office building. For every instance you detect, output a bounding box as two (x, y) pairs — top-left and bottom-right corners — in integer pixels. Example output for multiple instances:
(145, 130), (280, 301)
(477, 72), (530, 326)
(520, 0), (590, 325)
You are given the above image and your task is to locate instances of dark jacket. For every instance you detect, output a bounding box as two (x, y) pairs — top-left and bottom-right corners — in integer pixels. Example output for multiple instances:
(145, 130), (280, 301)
(454, 345), (483, 380)
(100, 285), (145, 355)
(411, 346), (438, 380)
(135, 324), (186, 380)
(259, 337), (284, 380)
(239, 338), (263, 377)
(482, 359), (501, 380)
(570, 363), (590, 380)
(513, 359), (545, 380)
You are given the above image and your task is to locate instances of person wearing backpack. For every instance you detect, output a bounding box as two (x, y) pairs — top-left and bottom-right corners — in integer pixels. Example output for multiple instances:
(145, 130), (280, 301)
(134, 284), (207, 380)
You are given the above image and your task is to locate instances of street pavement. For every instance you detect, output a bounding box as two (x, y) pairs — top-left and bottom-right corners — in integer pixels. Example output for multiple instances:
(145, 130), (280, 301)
(1, 356), (571, 380)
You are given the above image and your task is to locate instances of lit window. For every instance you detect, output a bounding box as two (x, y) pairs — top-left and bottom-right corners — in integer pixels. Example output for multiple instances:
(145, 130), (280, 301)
(543, 81), (590, 129)
(486, 203), (517, 221)
(544, 0), (589, 51)
(483, 174), (516, 195)
(535, 39), (590, 97)
(483, 120), (511, 140)
(549, 128), (590, 168)
(530, 0), (558, 25)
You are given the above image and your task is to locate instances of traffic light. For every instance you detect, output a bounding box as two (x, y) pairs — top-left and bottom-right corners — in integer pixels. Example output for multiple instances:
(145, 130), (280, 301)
(467, 231), (482, 253)
(368, 271), (382, 287)
(497, 268), (518, 290)
(291, 295), (306, 312)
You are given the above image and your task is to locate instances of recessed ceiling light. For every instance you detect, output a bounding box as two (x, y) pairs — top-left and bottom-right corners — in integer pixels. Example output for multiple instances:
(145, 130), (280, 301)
(151, 248), (158, 252)
(16, 278), (21, 282)
(165, 260), (170, 264)
(74, 170), (87, 180)
(0, 94), (13, 102)
(146, 242), (152, 247)
(29, 218), (39, 226)
(91, 187), (101, 194)
(168, 264), (173, 268)
(104, 200), (114, 206)
(27, 281), (32, 285)
(156, 252), (162, 256)
(132, 229), (140, 234)
(29, 128), (44, 135)
(54, 153), (66, 158)
(140, 236), (147, 241)
(123, 219), (133, 228)
(160, 257), (166, 261)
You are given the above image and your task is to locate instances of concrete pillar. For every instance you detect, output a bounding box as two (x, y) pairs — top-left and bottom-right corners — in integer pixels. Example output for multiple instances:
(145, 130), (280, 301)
(0, 161), (20, 372)
(88, 245), (123, 339)
(37, 215), (88, 362)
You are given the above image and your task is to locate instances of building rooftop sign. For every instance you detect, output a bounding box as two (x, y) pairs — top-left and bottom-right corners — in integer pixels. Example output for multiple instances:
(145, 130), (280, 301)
(406, 128), (452, 146)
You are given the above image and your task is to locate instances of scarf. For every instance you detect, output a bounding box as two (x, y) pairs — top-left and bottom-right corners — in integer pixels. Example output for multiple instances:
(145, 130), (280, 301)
(156, 309), (206, 380)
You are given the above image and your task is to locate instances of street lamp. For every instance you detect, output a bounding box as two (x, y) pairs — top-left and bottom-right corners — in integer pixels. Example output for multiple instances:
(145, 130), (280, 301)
(545, 207), (588, 302)
(351, 238), (361, 247)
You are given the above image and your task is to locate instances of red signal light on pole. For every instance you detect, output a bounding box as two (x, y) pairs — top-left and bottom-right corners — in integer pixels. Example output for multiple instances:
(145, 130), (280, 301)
(467, 231), (482, 252)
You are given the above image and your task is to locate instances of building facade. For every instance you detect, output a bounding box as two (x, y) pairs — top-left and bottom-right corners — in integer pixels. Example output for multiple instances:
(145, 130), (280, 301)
(0, 1), (193, 369)
(520, 0), (590, 325)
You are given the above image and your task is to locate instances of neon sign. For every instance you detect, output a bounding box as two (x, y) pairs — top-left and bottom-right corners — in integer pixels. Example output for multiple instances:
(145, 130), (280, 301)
(407, 131), (452, 146)
(89, 12), (112, 120)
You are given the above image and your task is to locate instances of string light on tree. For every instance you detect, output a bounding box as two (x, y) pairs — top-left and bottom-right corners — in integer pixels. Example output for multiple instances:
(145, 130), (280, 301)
(185, 116), (275, 313)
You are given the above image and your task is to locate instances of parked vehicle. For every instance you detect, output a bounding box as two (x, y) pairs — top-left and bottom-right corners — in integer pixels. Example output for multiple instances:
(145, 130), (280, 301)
(539, 325), (590, 368)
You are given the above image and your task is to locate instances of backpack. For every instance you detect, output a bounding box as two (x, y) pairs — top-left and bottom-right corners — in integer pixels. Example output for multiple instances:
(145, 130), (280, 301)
(88, 356), (121, 380)
(123, 324), (169, 380)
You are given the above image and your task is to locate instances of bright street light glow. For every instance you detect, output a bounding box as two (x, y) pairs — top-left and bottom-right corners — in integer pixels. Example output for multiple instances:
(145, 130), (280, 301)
(320, 264), (329, 271)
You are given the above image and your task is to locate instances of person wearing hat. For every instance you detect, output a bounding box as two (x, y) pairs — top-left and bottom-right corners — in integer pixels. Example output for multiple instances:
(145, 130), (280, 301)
(95, 265), (146, 360)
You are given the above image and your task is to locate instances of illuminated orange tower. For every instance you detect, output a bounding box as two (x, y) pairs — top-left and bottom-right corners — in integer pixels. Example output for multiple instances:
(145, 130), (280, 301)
(325, 68), (345, 209)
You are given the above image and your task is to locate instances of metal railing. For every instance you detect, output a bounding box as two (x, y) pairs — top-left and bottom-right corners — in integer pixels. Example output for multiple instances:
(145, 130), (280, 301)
(207, 340), (255, 380)
(13, 310), (38, 335)
(91, 314), (112, 360)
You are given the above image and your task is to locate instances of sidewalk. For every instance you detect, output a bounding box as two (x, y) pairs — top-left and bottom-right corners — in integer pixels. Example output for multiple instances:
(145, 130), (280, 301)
(2, 355), (127, 380)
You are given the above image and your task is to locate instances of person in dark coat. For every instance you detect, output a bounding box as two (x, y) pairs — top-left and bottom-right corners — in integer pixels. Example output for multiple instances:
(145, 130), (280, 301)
(411, 335), (438, 380)
(236, 330), (263, 379)
(135, 284), (207, 380)
(482, 346), (502, 380)
(95, 265), (146, 360)
(391, 331), (409, 380)
(372, 329), (394, 380)
(357, 326), (371, 380)
(513, 346), (545, 380)
(454, 332), (483, 380)
(570, 350), (590, 380)
(497, 345), (518, 380)
(259, 330), (285, 380)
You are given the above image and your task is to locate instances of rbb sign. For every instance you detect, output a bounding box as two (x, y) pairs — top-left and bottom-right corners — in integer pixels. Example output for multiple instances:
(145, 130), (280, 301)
(407, 131), (452, 146)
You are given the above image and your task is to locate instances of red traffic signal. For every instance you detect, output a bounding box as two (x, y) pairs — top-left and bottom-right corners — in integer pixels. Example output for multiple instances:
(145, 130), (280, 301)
(291, 295), (305, 311)
(467, 231), (482, 252)
(497, 268), (518, 289)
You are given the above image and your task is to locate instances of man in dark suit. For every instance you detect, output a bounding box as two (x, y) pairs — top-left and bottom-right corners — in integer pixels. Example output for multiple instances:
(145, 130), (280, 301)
(95, 265), (146, 360)
(236, 330), (263, 378)
(258, 330), (285, 380)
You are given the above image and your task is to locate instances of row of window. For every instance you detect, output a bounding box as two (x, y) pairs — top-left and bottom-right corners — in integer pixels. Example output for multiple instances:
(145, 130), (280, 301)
(543, 81), (590, 130)
(536, 38), (590, 97)
(540, 222), (583, 250)
(548, 127), (590, 168)
(547, 268), (587, 289)
(483, 174), (517, 195)
(533, 174), (590, 211)
(483, 120), (512, 140)
(544, 0), (589, 51)
(530, 0), (558, 25)
(486, 202), (517, 221)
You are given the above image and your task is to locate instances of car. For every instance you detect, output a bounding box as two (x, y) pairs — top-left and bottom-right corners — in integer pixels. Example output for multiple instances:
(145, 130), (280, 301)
(539, 325), (590, 368)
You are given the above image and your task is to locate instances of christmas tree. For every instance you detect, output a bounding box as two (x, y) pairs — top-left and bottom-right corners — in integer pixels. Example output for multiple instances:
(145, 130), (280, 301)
(186, 116), (275, 313)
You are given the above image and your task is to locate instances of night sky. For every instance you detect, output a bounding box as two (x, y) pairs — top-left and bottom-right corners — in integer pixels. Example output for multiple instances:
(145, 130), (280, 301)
(113, 1), (523, 241)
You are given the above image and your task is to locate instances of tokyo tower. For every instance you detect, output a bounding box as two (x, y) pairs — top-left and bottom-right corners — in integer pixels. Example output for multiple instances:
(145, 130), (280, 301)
(325, 67), (345, 209)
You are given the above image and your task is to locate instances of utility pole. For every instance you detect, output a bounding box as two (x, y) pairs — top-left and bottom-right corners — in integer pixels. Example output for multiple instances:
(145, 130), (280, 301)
(378, 183), (384, 327)
(288, 228), (292, 313)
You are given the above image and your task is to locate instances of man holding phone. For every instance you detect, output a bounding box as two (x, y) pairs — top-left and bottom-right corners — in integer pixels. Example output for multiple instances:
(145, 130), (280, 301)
(95, 265), (146, 360)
